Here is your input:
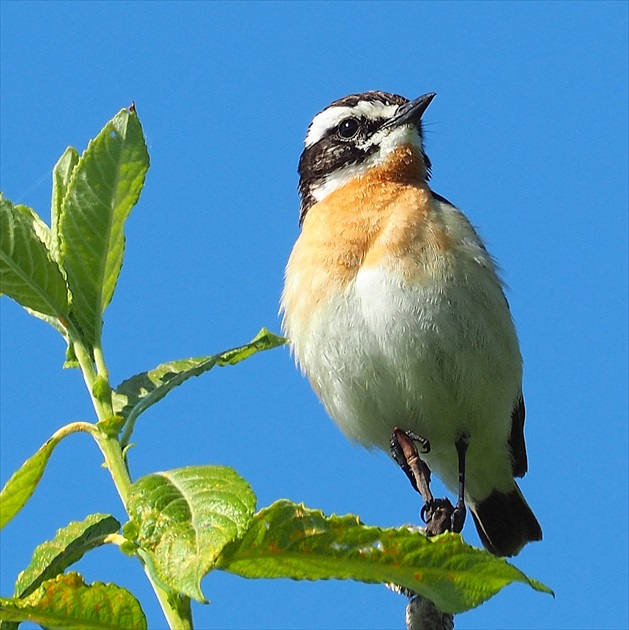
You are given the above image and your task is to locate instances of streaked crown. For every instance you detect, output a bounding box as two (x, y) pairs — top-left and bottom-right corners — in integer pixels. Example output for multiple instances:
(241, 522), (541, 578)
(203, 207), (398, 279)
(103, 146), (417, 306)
(298, 90), (435, 224)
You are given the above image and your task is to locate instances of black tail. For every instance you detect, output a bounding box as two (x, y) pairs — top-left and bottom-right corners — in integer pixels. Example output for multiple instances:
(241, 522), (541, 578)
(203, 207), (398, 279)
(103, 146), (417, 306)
(470, 485), (542, 557)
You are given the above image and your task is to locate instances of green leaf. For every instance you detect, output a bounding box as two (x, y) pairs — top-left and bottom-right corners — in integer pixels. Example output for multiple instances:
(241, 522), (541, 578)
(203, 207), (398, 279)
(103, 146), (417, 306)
(216, 500), (553, 614)
(127, 466), (256, 601)
(14, 205), (70, 345)
(51, 146), (80, 262)
(113, 328), (287, 426)
(216, 327), (287, 365)
(16, 204), (54, 257)
(0, 572), (146, 630)
(14, 513), (121, 598)
(0, 194), (69, 320)
(0, 433), (64, 529)
(58, 107), (149, 349)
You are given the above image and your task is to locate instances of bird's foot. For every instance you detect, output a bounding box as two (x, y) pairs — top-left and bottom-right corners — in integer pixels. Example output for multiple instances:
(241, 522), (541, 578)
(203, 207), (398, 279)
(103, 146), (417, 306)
(420, 498), (466, 535)
(391, 428), (469, 536)
(421, 498), (452, 536)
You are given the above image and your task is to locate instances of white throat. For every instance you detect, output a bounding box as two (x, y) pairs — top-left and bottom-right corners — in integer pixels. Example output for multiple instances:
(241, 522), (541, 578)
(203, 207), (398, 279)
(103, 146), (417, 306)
(311, 124), (423, 203)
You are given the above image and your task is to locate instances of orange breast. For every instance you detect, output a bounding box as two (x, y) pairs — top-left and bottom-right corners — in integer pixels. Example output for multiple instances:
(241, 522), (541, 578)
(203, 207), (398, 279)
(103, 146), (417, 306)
(283, 145), (453, 329)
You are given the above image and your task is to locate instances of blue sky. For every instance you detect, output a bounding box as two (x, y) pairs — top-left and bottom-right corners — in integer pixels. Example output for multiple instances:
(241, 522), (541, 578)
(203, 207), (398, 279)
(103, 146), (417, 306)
(1, 2), (627, 629)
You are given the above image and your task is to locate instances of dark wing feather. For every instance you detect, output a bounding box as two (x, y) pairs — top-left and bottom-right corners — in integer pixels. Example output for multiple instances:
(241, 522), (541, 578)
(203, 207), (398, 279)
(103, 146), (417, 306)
(432, 189), (528, 479)
(509, 395), (528, 477)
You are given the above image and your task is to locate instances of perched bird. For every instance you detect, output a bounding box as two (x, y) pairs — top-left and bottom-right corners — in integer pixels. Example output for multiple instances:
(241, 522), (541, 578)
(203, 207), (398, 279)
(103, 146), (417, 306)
(281, 90), (542, 557)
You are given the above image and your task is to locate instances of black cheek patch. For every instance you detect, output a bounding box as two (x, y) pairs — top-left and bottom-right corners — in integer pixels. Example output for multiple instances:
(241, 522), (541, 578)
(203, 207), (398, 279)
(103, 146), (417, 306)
(297, 139), (377, 226)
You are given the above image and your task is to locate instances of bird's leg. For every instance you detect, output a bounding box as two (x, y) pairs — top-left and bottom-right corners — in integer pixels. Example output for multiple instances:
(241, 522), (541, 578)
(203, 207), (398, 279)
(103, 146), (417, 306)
(390, 427), (433, 503)
(390, 428), (457, 536)
(391, 429), (472, 538)
(450, 435), (470, 533)
(388, 428), (456, 630)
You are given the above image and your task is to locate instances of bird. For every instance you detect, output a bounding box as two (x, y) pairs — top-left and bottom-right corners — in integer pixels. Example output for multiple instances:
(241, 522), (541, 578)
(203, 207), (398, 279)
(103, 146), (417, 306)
(281, 90), (542, 557)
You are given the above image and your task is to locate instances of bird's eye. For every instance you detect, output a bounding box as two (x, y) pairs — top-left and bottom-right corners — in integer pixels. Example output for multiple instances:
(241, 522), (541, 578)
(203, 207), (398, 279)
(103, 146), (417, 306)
(337, 118), (360, 139)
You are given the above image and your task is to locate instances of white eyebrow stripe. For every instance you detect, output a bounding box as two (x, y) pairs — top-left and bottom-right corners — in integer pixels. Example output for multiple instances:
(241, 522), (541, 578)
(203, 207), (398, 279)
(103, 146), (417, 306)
(305, 101), (400, 147)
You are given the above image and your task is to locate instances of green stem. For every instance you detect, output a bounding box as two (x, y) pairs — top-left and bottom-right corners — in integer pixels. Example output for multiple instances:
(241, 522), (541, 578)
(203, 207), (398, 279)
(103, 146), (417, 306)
(94, 433), (192, 628)
(72, 340), (112, 419)
(93, 343), (113, 410)
(52, 420), (100, 441)
(150, 579), (193, 629)
(95, 433), (132, 503)
(67, 332), (193, 629)
(93, 344), (109, 380)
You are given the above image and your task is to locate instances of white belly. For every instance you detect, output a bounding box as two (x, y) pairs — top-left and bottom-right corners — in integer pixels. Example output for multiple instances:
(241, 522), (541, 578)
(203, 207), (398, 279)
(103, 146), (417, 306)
(287, 262), (522, 501)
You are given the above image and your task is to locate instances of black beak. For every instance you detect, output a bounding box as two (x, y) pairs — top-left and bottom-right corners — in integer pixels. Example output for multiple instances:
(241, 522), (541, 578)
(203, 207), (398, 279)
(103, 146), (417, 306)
(381, 92), (436, 130)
